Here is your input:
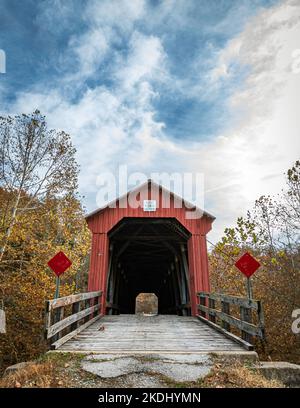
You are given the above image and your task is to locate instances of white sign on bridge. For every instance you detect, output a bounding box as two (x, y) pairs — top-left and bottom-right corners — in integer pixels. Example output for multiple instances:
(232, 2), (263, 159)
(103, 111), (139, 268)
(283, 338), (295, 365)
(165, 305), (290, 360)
(143, 200), (157, 212)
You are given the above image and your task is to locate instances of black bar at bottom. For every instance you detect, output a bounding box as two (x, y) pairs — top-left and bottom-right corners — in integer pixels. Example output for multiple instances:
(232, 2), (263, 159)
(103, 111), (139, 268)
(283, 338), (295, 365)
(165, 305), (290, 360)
(0, 388), (295, 406)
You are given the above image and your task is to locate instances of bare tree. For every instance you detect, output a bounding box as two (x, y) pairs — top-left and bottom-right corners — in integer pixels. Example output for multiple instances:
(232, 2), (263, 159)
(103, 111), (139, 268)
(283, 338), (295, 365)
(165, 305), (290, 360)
(0, 110), (78, 263)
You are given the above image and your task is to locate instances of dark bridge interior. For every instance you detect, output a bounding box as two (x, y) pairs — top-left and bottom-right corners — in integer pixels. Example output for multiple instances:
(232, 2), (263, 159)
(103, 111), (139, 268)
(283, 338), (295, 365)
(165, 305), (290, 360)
(106, 218), (191, 315)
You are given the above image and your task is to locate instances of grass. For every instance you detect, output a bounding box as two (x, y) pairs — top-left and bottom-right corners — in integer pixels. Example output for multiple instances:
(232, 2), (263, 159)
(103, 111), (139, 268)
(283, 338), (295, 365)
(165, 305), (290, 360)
(0, 352), (87, 388)
(39, 351), (86, 367)
(158, 362), (284, 388)
(199, 362), (284, 388)
(0, 360), (59, 388)
(0, 353), (285, 388)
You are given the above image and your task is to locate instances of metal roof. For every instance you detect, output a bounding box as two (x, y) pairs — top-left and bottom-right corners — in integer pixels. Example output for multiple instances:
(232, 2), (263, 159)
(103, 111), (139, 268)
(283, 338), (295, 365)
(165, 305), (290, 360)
(85, 179), (215, 221)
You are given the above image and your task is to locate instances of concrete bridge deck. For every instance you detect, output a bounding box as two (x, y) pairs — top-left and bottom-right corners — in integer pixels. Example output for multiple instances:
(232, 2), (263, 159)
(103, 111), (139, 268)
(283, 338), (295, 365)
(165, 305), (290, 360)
(57, 314), (246, 354)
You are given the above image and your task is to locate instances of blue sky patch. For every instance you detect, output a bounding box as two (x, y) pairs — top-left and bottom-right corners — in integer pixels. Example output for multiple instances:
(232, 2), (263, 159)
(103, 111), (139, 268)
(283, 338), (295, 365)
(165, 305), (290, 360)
(0, 0), (279, 139)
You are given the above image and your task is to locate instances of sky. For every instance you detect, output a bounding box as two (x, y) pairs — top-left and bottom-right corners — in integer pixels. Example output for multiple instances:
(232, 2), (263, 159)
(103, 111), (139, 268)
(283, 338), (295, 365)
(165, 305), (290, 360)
(0, 0), (299, 242)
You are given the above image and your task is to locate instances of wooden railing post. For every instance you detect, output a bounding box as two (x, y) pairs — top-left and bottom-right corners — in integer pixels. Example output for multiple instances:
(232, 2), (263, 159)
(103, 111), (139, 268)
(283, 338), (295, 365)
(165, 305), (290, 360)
(94, 295), (100, 317)
(199, 295), (206, 318)
(257, 301), (265, 341)
(221, 301), (230, 332)
(208, 297), (216, 323)
(44, 300), (51, 341)
(196, 291), (264, 350)
(58, 307), (64, 338)
(240, 306), (252, 344)
(44, 290), (102, 349)
(71, 301), (81, 331)
(53, 306), (64, 342)
(84, 298), (90, 323)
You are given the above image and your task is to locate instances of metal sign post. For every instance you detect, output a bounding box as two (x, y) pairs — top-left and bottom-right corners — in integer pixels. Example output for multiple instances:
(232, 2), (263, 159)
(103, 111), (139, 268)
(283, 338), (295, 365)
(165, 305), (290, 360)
(246, 277), (253, 300)
(55, 276), (60, 299)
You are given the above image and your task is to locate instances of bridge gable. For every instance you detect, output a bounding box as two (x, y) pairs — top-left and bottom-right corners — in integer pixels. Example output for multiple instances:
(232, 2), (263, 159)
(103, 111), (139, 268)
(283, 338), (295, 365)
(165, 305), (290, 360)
(86, 180), (214, 235)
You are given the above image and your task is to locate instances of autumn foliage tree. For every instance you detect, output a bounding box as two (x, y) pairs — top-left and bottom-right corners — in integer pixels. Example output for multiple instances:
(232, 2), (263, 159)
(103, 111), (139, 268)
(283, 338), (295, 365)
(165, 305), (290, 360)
(0, 112), (90, 370)
(0, 111), (78, 262)
(210, 160), (300, 362)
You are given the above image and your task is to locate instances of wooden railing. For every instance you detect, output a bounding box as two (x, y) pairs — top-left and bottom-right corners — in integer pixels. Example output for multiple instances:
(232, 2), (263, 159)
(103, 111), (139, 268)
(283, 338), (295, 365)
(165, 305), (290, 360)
(197, 291), (265, 350)
(45, 291), (102, 349)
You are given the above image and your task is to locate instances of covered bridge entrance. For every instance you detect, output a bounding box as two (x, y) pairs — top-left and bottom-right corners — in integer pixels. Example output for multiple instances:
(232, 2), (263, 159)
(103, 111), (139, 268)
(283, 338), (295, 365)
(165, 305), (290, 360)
(107, 217), (191, 315)
(86, 180), (214, 316)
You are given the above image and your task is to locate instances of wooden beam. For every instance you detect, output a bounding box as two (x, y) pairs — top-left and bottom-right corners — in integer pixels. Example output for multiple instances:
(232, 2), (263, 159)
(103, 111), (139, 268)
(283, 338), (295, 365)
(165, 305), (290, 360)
(114, 226), (145, 258)
(208, 297), (216, 323)
(196, 315), (254, 351)
(257, 301), (266, 340)
(107, 259), (117, 314)
(174, 257), (188, 316)
(180, 243), (190, 301)
(113, 269), (121, 314)
(240, 306), (253, 344)
(47, 304), (100, 339)
(44, 301), (51, 339)
(48, 291), (102, 310)
(197, 292), (260, 311)
(108, 220), (127, 238)
(148, 225), (178, 255)
(177, 303), (191, 309)
(50, 314), (102, 350)
(105, 244), (114, 306)
(170, 267), (180, 309)
(70, 301), (81, 331)
(106, 302), (119, 310)
(221, 301), (230, 332)
(197, 304), (263, 338)
(112, 235), (187, 241)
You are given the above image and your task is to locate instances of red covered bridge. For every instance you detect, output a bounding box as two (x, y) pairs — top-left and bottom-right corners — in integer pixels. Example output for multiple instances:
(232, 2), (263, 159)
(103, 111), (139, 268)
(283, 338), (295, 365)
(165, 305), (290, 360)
(45, 180), (265, 355)
(86, 179), (214, 317)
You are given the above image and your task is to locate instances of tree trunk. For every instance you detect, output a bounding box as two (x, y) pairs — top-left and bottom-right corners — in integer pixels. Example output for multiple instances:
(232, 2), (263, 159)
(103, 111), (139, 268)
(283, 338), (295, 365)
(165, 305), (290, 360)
(0, 191), (21, 263)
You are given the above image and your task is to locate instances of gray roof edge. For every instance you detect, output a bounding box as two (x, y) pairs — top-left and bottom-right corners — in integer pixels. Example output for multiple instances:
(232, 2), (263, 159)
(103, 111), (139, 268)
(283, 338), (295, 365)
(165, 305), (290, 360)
(85, 179), (216, 221)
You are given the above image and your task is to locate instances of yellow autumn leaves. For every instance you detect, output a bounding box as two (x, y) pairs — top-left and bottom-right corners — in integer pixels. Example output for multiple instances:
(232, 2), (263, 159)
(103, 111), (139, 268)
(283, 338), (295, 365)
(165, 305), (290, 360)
(0, 191), (91, 369)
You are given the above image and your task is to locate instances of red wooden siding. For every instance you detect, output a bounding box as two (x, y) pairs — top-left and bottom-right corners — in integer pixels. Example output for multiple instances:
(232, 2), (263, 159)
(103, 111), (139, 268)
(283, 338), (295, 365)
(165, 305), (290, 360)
(86, 181), (214, 315)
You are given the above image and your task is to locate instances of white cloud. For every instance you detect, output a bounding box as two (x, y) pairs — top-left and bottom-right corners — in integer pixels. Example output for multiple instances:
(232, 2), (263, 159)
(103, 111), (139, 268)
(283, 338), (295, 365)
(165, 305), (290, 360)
(9, 25), (168, 192)
(59, 0), (147, 79)
(69, 29), (110, 77)
(84, 0), (146, 30)
(115, 31), (167, 89)
(188, 0), (300, 241)
(3, 0), (300, 244)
